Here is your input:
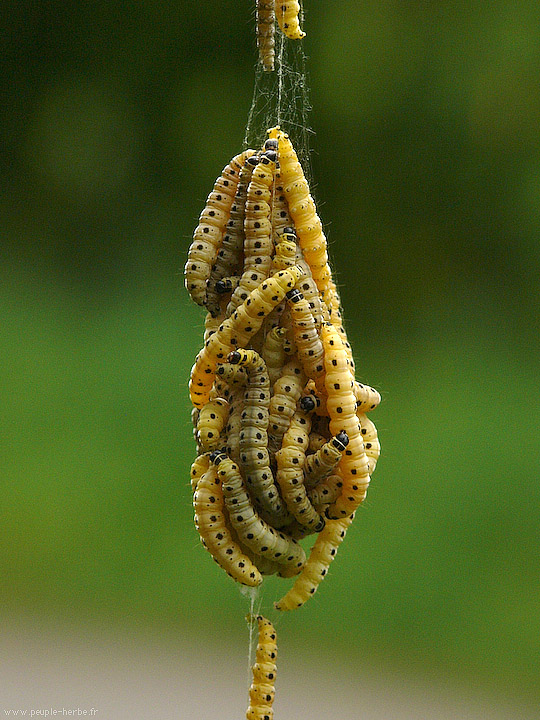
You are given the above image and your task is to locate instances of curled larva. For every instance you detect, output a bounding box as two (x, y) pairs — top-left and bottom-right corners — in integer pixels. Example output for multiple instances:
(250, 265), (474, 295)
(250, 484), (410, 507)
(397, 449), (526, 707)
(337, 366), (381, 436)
(256, 1), (276, 72)
(262, 326), (289, 387)
(189, 265), (303, 409)
(274, 514), (353, 611)
(275, 0), (305, 40)
(321, 322), (370, 519)
(275, 396), (325, 532)
(357, 412), (381, 475)
(196, 397), (230, 452)
(185, 149), (255, 308)
(354, 381), (382, 413)
(246, 614), (277, 720)
(211, 451), (305, 573)
(193, 465), (263, 587)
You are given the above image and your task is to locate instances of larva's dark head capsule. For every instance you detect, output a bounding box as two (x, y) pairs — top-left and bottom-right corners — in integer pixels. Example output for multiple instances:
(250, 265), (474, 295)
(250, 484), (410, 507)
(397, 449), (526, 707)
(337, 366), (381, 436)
(299, 395), (317, 413)
(247, 155), (260, 167)
(286, 288), (303, 303)
(261, 149), (277, 163)
(282, 226), (296, 236)
(264, 138), (278, 151)
(228, 350), (242, 365)
(215, 277), (235, 294)
(333, 431), (349, 451)
(314, 516), (326, 533)
(209, 449), (227, 465)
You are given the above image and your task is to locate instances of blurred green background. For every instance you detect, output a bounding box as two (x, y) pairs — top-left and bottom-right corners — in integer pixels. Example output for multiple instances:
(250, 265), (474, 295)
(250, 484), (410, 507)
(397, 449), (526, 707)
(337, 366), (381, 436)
(1, 0), (539, 715)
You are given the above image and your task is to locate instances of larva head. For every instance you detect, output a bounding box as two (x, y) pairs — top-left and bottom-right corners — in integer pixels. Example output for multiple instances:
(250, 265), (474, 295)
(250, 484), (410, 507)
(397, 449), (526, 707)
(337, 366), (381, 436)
(215, 277), (237, 294)
(228, 350), (242, 365)
(285, 288), (303, 304)
(264, 138), (278, 151)
(247, 155), (260, 167)
(209, 449), (228, 466)
(260, 149), (277, 165)
(299, 395), (317, 413)
(333, 431), (349, 451)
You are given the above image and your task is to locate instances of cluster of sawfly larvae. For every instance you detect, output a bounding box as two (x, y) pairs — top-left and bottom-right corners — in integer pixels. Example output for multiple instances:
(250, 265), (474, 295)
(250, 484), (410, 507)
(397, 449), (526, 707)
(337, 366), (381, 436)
(185, 126), (381, 612)
(256, 1), (305, 72)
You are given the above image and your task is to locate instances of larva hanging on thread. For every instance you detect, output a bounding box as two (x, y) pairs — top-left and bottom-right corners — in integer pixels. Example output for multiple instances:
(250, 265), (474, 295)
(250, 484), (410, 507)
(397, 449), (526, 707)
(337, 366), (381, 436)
(274, 514), (353, 611)
(227, 148), (277, 316)
(256, 1), (276, 72)
(211, 451), (305, 573)
(275, 396), (325, 533)
(230, 349), (290, 527)
(193, 465), (263, 586)
(185, 149), (255, 308)
(206, 157), (255, 317)
(196, 397), (230, 452)
(321, 322), (371, 519)
(275, 0), (305, 40)
(246, 614), (278, 720)
(189, 265), (303, 408)
(285, 288), (325, 392)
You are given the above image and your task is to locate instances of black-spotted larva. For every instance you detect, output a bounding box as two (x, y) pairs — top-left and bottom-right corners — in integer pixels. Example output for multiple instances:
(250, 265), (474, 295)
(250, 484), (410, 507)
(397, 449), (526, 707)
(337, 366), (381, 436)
(211, 451), (305, 573)
(286, 288), (325, 392)
(196, 397), (230, 452)
(275, 0), (305, 40)
(274, 514), (353, 610)
(267, 358), (306, 453)
(304, 431), (349, 486)
(185, 149), (255, 308)
(193, 465), (263, 586)
(246, 614), (278, 720)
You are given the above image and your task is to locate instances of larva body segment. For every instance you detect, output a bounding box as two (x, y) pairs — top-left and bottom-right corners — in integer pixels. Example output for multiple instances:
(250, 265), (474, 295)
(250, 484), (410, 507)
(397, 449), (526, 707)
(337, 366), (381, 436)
(274, 514), (353, 611)
(189, 266), (303, 408)
(357, 412), (381, 474)
(185, 149), (255, 308)
(231, 349), (290, 526)
(227, 152), (277, 316)
(256, 0), (276, 72)
(308, 473), (343, 510)
(286, 288), (325, 392)
(196, 397), (230, 452)
(271, 183), (293, 242)
(246, 614), (277, 720)
(268, 358), (306, 453)
(354, 381), (382, 413)
(190, 452), (210, 493)
(272, 231), (297, 272)
(275, 0), (305, 40)
(304, 431), (349, 486)
(212, 452), (305, 572)
(193, 466), (263, 587)
(321, 322), (370, 519)
(262, 326), (289, 387)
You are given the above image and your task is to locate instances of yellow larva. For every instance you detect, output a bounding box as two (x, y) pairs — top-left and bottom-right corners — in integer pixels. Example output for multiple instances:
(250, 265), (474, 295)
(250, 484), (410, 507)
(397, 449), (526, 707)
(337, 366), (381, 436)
(218, 363), (247, 465)
(246, 614), (277, 720)
(227, 150), (277, 316)
(275, 397), (325, 532)
(211, 451), (305, 573)
(196, 397), (230, 452)
(271, 229), (297, 272)
(231, 349), (290, 526)
(185, 149), (255, 308)
(206, 157), (255, 317)
(193, 465), (263, 587)
(285, 287), (325, 392)
(308, 474), (343, 510)
(274, 515), (353, 611)
(354, 381), (382, 413)
(321, 322), (370, 519)
(190, 452), (210, 493)
(256, 1), (276, 72)
(357, 412), (381, 475)
(189, 266), (303, 408)
(275, 0), (305, 40)
(271, 182), (293, 243)
(304, 431), (349, 486)
(267, 358), (306, 453)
